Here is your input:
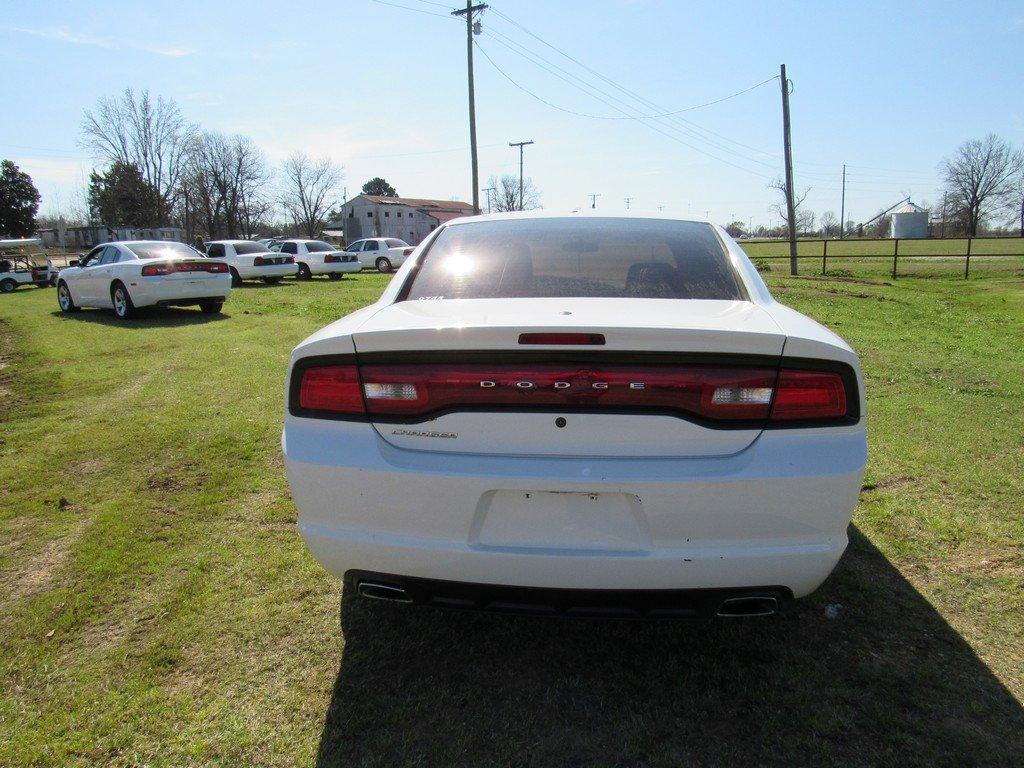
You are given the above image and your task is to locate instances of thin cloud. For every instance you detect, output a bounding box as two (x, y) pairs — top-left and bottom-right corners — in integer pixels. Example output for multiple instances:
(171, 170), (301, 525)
(10, 26), (193, 57)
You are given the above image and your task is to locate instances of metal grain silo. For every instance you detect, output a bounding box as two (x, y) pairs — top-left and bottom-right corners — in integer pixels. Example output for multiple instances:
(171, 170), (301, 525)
(890, 202), (929, 238)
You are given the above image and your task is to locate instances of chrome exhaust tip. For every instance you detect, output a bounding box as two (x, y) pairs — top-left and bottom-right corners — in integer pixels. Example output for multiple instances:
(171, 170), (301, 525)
(357, 581), (413, 603)
(716, 596), (779, 618)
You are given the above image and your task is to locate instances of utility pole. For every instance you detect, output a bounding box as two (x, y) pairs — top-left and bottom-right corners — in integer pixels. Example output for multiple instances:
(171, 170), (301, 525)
(508, 140), (534, 211)
(624, 197), (633, 210)
(588, 193), (601, 209)
(453, 1), (487, 215)
(483, 186), (495, 214)
(780, 63), (798, 275)
(838, 164), (846, 239)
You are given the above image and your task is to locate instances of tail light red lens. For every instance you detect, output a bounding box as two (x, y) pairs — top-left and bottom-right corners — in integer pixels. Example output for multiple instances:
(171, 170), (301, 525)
(253, 256), (267, 266)
(294, 361), (853, 423)
(299, 365), (364, 413)
(324, 254), (339, 263)
(403, 248), (413, 256)
(141, 261), (228, 276)
(769, 370), (847, 420)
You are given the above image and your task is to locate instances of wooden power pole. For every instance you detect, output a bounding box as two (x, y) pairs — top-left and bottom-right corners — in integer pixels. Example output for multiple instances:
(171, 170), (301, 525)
(780, 64), (798, 275)
(453, 1), (488, 215)
(509, 140), (534, 211)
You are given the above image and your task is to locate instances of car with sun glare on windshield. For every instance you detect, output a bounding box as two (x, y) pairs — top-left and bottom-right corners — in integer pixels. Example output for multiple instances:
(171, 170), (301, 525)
(56, 240), (231, 320)
(282, 211), (867, 619)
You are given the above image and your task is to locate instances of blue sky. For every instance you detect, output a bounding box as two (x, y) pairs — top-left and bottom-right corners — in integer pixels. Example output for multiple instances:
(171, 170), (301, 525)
(3, 0), (1023, 226)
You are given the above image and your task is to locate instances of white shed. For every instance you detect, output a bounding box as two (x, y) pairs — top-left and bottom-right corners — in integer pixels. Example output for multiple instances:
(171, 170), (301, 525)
(890, 202), (929, 239)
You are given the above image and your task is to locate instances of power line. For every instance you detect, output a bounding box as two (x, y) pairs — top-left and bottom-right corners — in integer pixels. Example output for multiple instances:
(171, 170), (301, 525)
(473, 40), (775, 180)
(369, 0), (455, 19)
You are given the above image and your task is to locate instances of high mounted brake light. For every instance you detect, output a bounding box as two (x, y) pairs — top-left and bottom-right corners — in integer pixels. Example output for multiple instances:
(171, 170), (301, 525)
(293, 360), (853, 424)
(518, 333), (606, 346)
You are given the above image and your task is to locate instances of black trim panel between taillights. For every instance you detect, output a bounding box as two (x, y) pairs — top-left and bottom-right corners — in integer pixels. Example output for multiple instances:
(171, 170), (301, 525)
(288, 350), (861, 430)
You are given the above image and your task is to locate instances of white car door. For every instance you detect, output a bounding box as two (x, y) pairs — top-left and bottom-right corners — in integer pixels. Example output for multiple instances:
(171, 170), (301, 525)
(361, 239), (382, 267)
(78, 245), (119, 305)
(344, 240), (364, 266)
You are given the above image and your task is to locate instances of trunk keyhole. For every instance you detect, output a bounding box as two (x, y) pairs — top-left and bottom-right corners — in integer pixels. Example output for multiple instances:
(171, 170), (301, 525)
(555, 417), (567, 428)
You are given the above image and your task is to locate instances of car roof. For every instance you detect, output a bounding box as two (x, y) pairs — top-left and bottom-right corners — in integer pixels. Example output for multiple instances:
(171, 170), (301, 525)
(106, 240), (195, 247)
(443, 209), (713, 228)
(207, 239), (266, 245)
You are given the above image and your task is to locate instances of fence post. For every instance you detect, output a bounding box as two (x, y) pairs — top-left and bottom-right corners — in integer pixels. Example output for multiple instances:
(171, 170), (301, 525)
(964, 237), (972, 279)
(822, 239), (828, 275)
(891, 238), (899, 279)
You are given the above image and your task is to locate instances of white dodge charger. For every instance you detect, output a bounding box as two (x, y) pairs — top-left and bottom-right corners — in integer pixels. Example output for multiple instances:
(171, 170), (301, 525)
(283, 212), (867, 618)
(57, 241), (231, 319)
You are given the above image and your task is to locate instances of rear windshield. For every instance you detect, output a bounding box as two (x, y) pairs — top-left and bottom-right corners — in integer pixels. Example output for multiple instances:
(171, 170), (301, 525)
(402, 218), (746, 300)
(385, 239), (408, 248)
(305, 241), (334, 253)
(234, 242), (271, 255)
(126, 242), (203, 260)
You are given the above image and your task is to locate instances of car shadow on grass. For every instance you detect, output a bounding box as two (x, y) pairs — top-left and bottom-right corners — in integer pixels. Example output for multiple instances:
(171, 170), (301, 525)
(50, 307), (230, 328)
(315, 527), (1024, 767)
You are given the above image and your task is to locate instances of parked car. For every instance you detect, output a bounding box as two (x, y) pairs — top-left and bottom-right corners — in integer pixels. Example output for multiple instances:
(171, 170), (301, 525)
(205, 240), (298, 286)
(56, 240), (231, 319)
(271, 239), (361, 280)
(0, 238), (59, 293)
(282, 212), (867, 618)
(343, 237), (414, 272)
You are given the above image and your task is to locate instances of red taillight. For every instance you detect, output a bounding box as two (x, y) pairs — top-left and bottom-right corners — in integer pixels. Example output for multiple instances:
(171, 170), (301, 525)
(253, 256), (267, 266)
(518, 333), (606, 346)
(770, 370), (847, 421)
(298, 365), (365, 414)
(324, 254), (339, 263)
(294, 361), (852, 423)
(403, 248), (413, 256)
(141, 261), (227, 276)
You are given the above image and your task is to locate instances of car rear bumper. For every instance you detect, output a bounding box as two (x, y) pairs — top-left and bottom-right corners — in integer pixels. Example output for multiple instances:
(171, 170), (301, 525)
(309, 261), (361, 275)
(283, 417), (866, 598)
(237, 264), (297, 279)
(130, 276), (231, 307)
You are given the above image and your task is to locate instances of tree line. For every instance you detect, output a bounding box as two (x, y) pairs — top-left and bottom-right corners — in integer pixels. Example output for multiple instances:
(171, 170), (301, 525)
(762, 134), (1024, 240)
(75, 89), (344, 242)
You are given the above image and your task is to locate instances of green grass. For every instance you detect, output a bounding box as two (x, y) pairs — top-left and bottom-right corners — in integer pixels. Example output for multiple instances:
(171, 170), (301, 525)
(1, 271), (1022, 767)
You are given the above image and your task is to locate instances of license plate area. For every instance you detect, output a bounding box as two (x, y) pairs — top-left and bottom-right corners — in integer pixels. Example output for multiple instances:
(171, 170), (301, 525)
(471, 490), (650, 552)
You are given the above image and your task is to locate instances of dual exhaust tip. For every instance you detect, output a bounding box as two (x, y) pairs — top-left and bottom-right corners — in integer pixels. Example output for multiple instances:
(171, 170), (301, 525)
(357, 580), (780, 618)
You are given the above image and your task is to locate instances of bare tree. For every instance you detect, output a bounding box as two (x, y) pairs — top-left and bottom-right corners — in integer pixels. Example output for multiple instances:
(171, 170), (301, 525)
(768, 177), (810, 232)
(1004, 167), (1024, 237)
(80, 89), (195, 226)
(180, 132), (270, 240)
(280, 153), (342, 237)
(819, 211), (838, 237)
(940, 134), (1024, 237)
(488, 173), (540, 212)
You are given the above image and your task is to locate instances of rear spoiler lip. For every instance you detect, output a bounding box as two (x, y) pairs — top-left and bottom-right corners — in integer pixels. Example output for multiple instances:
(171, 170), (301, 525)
(287, 350), (861, 430)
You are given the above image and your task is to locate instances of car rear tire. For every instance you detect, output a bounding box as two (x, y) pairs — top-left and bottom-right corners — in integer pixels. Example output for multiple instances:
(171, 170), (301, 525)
(327, 272), (343, 281)
(230, 267), (243, 287)
(57, 281), (79, 312)
(199, 301), (224, 314)
(297, 263), (312, 280)
(375, 257), (392, 273)
(0, 278), (16, 293)
(111, 282), (136, 320)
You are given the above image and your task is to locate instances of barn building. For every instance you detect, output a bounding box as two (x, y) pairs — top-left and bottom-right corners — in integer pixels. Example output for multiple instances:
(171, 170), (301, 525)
(326, 195), (474, 245)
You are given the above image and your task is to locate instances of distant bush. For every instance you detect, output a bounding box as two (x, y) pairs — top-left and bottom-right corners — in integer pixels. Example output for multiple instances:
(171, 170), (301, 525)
(753, 258), (772, 273)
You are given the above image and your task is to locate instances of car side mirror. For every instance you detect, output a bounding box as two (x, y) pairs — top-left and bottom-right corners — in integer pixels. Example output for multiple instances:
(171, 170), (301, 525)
(69, 259), (80, 267)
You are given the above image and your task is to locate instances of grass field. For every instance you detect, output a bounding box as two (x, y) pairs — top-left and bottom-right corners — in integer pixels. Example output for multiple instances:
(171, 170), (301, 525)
(739, 236), (1024, 280)
(1, 271), (1023, 767)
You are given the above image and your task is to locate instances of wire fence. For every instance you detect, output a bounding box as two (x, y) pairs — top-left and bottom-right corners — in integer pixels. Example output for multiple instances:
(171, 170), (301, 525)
(738, 236), (1024, 280)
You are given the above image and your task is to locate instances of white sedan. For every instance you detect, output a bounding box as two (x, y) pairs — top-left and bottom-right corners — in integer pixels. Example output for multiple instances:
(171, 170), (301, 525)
(342, 237), (414, 273)
(205, 240), (298, 285)
(57, 240), (231, 320)
(272, 240), (361, 280)
(283, 212), (867, 619)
